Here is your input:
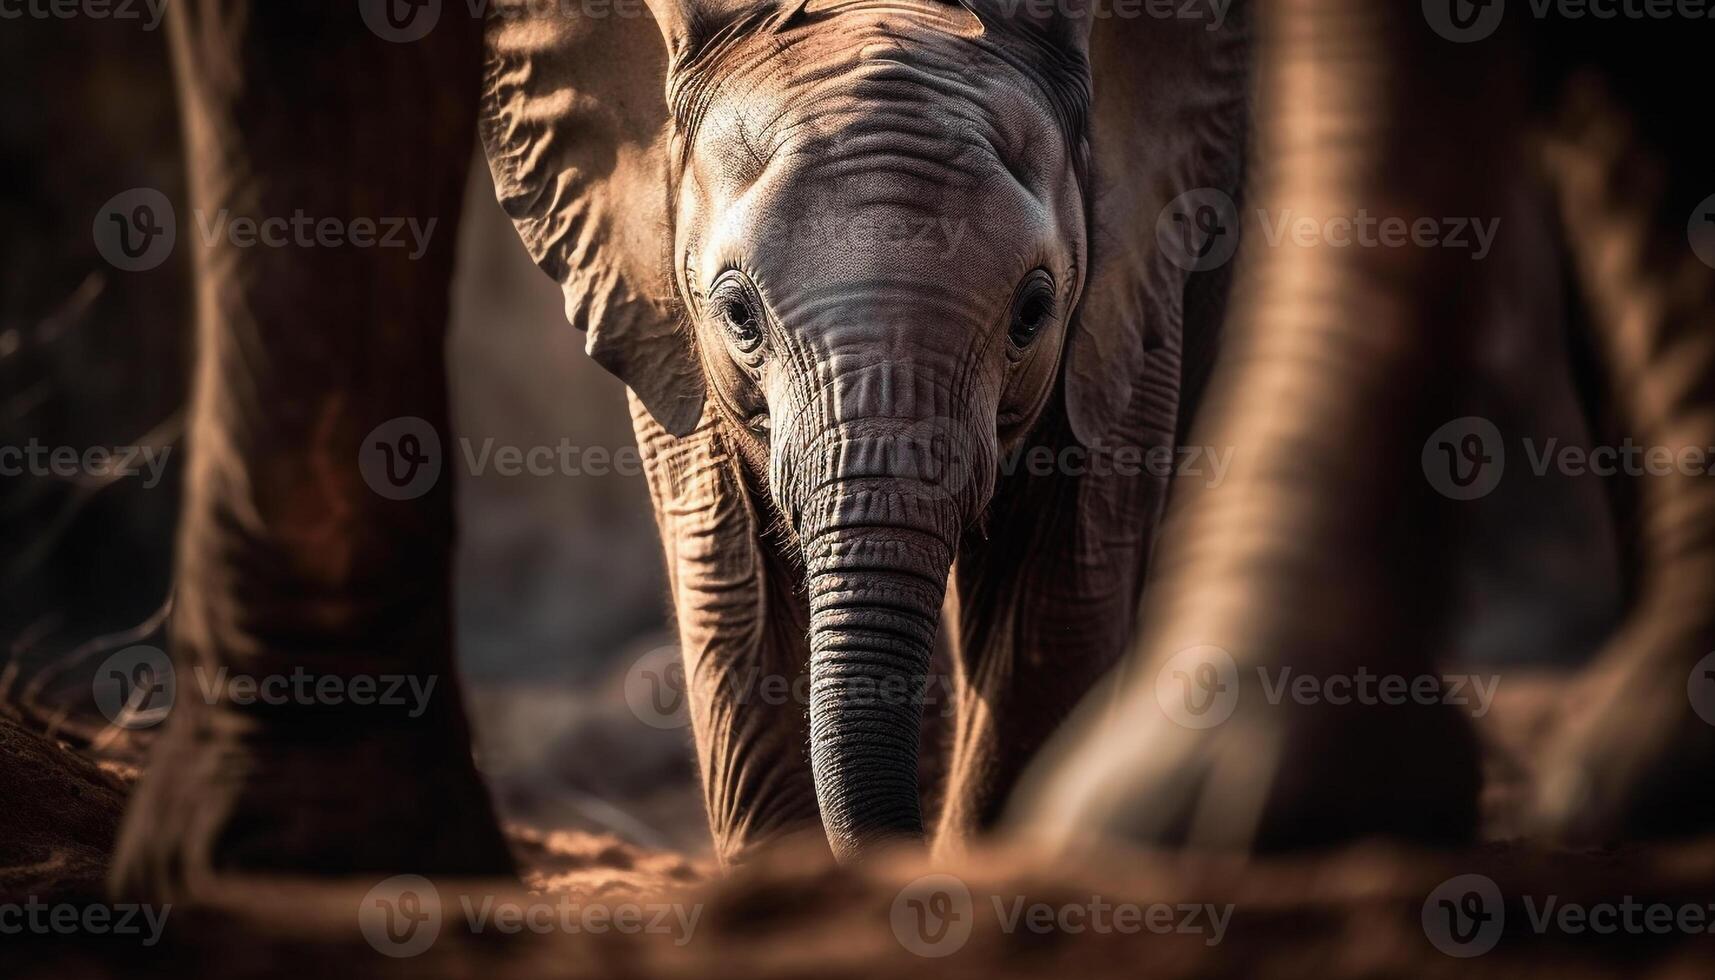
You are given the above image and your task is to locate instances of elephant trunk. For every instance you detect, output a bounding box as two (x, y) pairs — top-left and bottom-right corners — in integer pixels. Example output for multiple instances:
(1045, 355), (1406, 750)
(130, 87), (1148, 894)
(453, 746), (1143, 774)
(786, 419), (980, 861)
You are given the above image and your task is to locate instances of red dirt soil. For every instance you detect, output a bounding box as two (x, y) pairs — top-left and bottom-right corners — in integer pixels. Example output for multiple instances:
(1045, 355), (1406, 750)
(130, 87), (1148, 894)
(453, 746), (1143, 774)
(4, 673), (1714, 977)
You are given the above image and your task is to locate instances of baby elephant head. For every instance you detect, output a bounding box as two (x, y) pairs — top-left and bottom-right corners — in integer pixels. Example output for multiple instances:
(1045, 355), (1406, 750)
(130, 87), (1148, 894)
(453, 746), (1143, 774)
(655, 0), (1098, 859)
(484, 0), (1114, 862)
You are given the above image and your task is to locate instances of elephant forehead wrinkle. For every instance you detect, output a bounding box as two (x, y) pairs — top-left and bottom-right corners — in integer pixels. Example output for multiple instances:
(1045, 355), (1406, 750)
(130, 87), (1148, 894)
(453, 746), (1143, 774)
(687, 17), (1068, 186)
(842, 57), (988, 112)
(791, 103), (988, 154)
(742, 96), (1012, 200)
(774, 81), (1026, 177)
(778, 282), (984, 328)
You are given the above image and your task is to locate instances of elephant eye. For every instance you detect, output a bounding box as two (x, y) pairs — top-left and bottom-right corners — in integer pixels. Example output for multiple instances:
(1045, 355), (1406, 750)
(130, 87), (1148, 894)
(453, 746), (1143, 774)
(1008, 270), (1057, 349)
(709, 273), (766, 355)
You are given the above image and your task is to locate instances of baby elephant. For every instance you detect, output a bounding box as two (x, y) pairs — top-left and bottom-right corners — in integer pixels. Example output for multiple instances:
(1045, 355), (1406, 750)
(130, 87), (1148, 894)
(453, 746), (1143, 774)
(481, 0), (1247, 863)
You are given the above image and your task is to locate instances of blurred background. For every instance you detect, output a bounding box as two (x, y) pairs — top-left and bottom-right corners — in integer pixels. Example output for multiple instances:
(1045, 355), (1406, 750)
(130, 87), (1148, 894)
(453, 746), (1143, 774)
(0, 10), (1624, 860)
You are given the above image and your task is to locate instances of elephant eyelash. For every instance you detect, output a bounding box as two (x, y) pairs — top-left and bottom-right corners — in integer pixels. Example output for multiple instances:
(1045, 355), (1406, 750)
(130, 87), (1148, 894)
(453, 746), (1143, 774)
(1006, 268), (1058, 354)
(708, 270), (769, 359)
(682, 255), (707, 307)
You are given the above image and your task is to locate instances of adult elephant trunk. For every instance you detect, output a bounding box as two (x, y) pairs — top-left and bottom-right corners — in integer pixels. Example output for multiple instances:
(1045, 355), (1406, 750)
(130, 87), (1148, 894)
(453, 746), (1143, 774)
(784, 417), (983, 862)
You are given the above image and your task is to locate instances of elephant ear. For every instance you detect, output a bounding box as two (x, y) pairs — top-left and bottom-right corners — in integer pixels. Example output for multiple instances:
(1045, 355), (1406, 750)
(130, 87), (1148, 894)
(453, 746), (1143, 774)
(1064, 9), (1252, 448)
(479, 1), (704, 436)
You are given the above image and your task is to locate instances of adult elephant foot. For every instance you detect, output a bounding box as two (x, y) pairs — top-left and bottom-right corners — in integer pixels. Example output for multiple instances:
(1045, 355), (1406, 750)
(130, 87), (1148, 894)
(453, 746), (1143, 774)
(1526, 65), (1715, 845)
(1532, 620), (1715, 844)
(1009, 655), (1483, 852)
(111, 699), (515, 902)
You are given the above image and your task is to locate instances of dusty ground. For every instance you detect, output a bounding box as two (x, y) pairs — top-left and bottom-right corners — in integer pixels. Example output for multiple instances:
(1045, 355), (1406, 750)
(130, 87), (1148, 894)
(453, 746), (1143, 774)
(4, 673), (1714, 976)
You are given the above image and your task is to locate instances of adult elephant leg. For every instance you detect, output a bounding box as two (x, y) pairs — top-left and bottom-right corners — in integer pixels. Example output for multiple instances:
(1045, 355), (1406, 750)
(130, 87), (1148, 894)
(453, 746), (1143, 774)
(1008, 0), (1513, 852)
(631, 398), (827, 867)
(933, 386), (1175, 853)
(1532, 77), (1715, 841)
(111, 0), (511, 900)
(932, 5), (1248, 855)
